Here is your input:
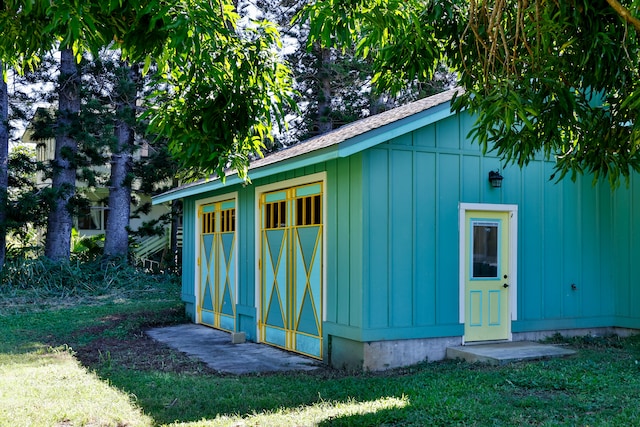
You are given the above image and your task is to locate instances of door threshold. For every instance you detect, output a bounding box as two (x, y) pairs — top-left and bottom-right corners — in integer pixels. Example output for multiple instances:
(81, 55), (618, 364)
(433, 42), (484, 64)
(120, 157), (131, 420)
(464, 339), (510, 346)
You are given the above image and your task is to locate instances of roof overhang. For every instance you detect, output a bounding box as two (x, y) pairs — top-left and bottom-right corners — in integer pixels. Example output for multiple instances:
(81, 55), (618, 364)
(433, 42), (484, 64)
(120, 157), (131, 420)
(153, 91), (457, 205)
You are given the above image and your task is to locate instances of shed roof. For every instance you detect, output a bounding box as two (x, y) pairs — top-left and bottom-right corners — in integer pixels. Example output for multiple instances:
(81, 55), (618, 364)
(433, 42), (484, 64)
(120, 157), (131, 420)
(153, 88), (460, 204)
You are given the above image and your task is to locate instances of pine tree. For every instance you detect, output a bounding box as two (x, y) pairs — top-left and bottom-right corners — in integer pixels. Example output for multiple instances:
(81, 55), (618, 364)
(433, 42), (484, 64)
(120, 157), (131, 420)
(103, 61), (138, 261)
(6, 144), (45, 254)
(250, 0), (454, 147)
(44, 47), (80, 261)
(0, 60), (9, 269)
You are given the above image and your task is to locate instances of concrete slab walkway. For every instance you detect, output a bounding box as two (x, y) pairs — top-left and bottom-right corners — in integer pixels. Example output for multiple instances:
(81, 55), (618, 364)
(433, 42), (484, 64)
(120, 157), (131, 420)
(146, 324), (322, 374)
(446, 341), (576, 365)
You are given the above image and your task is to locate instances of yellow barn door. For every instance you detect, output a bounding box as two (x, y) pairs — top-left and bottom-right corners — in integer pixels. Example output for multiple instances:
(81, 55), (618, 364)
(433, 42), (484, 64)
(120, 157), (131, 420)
(197, 199), (237, 332)
(259, 182), (324, 359)
(464, 210), (510, 342)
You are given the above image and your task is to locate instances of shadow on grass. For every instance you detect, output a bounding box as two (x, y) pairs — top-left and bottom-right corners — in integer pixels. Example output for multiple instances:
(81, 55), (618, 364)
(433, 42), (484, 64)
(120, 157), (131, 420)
(108, 371), (427, 426)
(316, 406), (411, 427)
(96, 367), (400, 425)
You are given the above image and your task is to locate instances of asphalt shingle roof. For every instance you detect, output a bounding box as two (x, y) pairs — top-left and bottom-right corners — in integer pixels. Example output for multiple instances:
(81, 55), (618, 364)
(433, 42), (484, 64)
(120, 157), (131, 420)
(155, 88), (459, 201)
(247, 87), (459, 170)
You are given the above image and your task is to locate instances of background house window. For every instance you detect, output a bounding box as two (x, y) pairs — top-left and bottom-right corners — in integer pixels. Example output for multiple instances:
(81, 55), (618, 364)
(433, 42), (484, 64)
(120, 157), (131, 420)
(139, 141), (150, 158)
(77, 205), (108, 231)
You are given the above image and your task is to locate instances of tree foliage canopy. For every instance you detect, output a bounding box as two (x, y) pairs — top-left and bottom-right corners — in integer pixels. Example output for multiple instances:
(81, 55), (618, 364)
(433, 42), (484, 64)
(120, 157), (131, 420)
(298, 0), (640, 184)
(0, 0), (296, 181)
(142, 1), (295, 181)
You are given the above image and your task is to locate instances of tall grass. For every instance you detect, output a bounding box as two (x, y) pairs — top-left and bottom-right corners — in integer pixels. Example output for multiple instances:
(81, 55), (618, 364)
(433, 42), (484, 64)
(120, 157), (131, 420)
(0, 257), (179, 315)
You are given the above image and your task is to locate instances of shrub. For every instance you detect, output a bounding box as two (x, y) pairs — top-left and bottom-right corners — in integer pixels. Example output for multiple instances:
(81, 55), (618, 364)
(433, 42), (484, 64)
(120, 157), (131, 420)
(0, 257), (178, 297)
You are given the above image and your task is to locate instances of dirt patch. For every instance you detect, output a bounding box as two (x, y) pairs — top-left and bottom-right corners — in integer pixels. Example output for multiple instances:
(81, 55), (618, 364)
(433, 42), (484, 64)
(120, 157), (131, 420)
(66, 307), (217, 375)
(75, 335), (215, 374)
(63, 307), (340, 377)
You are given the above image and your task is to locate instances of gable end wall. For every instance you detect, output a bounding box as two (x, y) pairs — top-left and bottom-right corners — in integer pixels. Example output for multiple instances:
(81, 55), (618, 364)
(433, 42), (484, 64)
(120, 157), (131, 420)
(357, 111), (640, 342)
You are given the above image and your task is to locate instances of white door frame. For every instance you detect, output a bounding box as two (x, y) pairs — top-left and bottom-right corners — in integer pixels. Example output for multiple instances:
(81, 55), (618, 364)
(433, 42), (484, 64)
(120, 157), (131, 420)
(458, 203), (518, 343)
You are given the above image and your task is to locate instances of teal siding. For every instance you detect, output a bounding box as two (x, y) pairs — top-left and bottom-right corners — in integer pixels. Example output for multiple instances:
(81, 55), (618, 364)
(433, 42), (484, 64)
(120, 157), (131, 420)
(599, 185), (616, 317)
(631, 181), (640, 318)
(520, 161), (543, 321)
(365, 148), (389, 329)
(180, 199), (197, 317)
(326, 155), (364, 333)
(436, 153), (460, 326)
(178, 107), (640, 353)
(581, 181), (601, 318)
(390, 149), (413, 327)
(614, 188), (631, 318)
(436, 114), (460, 149)
(236, 187), (256, 339)
(414, 151), (436, 326)
(613, 179), (640, 322)
(359, 110), (640, 340)
(561, 174), (581, 319)
(325, 160), (339, 326)
(542, 163), (562, 320)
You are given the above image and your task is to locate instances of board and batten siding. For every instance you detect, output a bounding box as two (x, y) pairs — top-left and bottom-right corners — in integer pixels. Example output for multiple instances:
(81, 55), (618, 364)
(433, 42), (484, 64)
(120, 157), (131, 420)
(180, 198), (197, 320)
(358, 111), (640, 341)
(613, 182), (640, 325)
(180, 159), (367, 346)
(180, 107), (640, 354)
(324, 155), (365, 341)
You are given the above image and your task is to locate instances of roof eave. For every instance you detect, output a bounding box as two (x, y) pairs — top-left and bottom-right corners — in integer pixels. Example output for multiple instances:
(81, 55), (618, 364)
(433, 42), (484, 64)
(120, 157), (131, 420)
(152, 145), (341, 204)
(153, 95), (457, 205)
(338, 101), (454, 157)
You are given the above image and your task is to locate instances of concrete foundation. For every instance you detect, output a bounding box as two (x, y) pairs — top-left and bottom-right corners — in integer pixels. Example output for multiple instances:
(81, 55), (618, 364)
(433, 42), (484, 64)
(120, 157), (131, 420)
(329, 335), (463, 371)
(231, 332), (246, 344)
(329, 327), (639, 371)
(512, 327), (638, 342)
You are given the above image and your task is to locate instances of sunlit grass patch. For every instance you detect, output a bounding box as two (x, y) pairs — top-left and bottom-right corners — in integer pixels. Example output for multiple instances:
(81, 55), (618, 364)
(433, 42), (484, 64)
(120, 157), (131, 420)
(0, 347), (152, 427)
(164, 396), (410, 427)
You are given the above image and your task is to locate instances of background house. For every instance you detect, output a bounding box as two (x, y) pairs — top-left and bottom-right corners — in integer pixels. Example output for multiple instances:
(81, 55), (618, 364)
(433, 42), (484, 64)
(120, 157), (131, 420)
(154, 89), (640, 370)
(22, 115), (177, 266)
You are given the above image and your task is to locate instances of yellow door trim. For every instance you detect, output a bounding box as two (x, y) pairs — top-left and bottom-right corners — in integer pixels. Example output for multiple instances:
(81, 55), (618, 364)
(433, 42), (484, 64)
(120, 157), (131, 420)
(196, 196), (237, 332)
(258, 181), (325, 359)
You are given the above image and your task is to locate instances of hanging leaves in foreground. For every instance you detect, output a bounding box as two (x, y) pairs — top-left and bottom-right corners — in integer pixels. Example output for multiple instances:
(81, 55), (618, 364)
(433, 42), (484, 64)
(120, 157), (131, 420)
(299, 0), (640, 185)
(144, 2), (295, 182)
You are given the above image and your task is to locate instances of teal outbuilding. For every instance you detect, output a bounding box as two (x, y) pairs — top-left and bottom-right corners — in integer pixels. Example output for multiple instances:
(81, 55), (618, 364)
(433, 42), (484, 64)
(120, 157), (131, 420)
(154, 89), (640, 370)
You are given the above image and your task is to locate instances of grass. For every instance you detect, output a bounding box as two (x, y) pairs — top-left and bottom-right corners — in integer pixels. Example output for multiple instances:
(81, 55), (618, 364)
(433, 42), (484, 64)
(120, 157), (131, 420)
(2, 262), (640, 426)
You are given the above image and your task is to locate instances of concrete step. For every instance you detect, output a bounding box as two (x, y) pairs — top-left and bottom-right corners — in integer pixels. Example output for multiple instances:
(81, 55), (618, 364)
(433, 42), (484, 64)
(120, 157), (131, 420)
(446, 341), (576, 365)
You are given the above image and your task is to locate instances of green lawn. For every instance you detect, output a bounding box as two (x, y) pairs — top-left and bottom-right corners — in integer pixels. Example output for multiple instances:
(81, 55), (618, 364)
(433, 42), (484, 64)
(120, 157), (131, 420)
(2, 268), (640, 426)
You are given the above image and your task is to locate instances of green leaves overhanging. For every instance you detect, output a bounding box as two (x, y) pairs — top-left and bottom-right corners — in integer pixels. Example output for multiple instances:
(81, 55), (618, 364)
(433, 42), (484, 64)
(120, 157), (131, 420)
(299, 0), (640, 185)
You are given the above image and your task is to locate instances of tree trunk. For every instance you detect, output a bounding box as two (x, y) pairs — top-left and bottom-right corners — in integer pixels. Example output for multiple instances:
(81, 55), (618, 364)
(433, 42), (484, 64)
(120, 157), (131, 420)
(0, 60), (8, 270)
(315, 46), (333, 135)
(45, 48), (79, 262)
(169, 179), (181, 271)
(103, 62), (136, 261)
